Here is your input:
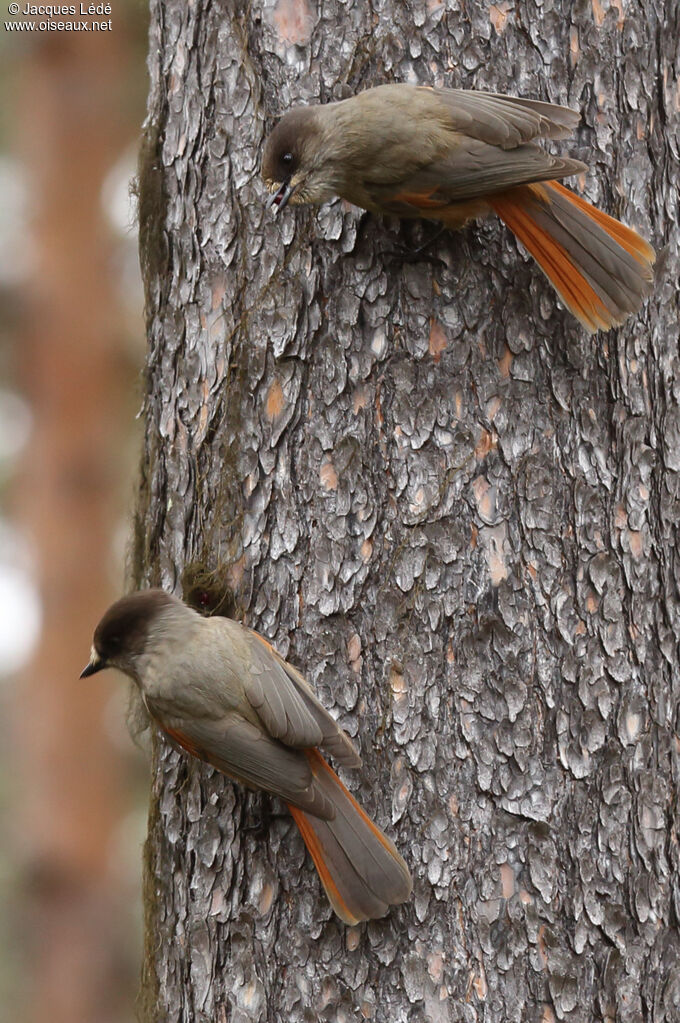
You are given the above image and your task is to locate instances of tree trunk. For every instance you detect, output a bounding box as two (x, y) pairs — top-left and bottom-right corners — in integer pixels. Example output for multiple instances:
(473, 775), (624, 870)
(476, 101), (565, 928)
(135, 2), (680, 1020)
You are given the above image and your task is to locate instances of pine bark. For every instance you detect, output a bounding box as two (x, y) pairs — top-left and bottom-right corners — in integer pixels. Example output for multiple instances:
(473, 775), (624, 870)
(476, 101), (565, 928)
(135, 2), (680, 1021)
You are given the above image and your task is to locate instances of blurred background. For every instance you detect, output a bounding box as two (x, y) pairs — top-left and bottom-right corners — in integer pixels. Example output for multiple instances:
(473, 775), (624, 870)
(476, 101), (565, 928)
(0, 5), (149, 1021)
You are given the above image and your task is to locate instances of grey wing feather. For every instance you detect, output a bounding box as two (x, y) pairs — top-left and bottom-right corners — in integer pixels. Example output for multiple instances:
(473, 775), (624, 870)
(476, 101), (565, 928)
(370, 139), (586, 208)
(245, 633), (362, 768)
(152, 703), (336, 819)
(429, 87), (581, 146)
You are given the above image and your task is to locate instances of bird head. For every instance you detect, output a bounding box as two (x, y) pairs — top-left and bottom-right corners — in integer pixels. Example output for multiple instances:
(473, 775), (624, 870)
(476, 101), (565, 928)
(262, 107), (338, 212)
(80, 589), (178, 682)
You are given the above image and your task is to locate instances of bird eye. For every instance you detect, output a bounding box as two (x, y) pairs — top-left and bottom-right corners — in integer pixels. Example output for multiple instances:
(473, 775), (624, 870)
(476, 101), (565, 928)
(281, 152), (294, 166)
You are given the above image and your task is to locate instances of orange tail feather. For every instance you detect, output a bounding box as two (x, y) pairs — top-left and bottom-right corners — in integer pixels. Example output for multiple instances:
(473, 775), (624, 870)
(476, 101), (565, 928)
(547, 181), (655, 266)
(491, 181), (655, 332)
(288, 803), (358, 923)
(287, 749), (412, 925)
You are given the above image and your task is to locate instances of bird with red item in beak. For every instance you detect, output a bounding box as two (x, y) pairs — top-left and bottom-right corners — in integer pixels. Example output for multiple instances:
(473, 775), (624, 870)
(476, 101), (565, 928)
(262, 83), (655, 333)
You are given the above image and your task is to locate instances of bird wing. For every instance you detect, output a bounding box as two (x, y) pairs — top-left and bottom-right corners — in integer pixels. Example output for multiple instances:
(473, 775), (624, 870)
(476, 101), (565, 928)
(424, 87), (581, 147)
(147, 698), (337, 819)
(333, 85), (586, 209)
(349, 85), (581, 150)
(365, 141), (586, 210)
(242, 629), (362, 768)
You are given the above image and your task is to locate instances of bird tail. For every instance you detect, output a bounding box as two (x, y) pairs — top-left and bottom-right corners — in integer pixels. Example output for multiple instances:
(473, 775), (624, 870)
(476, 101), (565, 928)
(287, 749), (412, 924)
(490, 181), (655, 332)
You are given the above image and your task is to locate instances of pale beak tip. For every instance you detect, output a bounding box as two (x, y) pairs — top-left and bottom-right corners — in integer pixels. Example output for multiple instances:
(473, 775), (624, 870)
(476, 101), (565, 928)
(265, 181), (294, 215)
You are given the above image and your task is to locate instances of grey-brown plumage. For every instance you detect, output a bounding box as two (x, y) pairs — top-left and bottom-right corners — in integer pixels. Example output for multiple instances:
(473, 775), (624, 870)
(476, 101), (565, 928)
(262, 84), (655, 331)
(263, 85), (585, 211)
(81, 589), (412, 924)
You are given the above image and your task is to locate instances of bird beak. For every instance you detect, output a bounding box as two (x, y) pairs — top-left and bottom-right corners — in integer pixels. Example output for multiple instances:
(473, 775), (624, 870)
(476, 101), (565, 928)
(266, 179), (295, 214)
(80, 646), (104, 679)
